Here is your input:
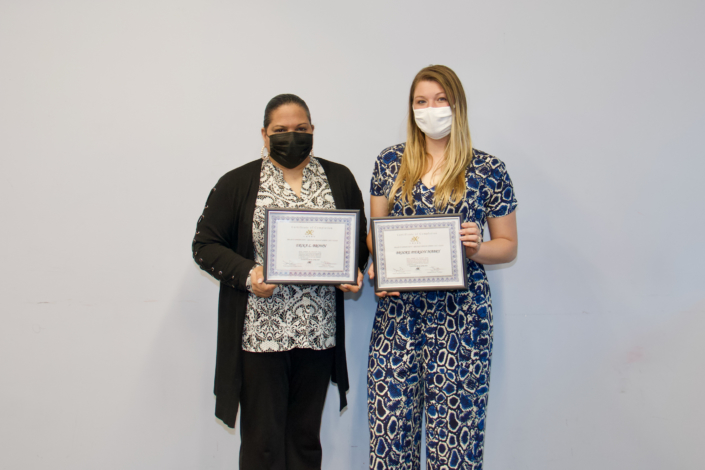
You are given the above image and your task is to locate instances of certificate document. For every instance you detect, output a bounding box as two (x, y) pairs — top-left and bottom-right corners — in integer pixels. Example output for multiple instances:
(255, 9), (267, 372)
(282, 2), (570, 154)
(263, 208), (359, 284)
(371, 214), (467, 292)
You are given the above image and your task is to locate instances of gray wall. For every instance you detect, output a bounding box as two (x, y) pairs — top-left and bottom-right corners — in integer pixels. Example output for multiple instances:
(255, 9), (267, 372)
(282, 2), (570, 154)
(1, 1), (703, 469)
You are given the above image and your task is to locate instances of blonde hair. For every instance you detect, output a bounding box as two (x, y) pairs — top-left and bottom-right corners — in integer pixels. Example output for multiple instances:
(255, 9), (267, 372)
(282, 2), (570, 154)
(389, 65), (473, 212)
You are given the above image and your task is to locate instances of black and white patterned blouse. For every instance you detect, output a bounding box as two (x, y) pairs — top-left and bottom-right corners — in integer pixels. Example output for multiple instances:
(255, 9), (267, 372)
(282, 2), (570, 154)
(242, 156), (337, 352)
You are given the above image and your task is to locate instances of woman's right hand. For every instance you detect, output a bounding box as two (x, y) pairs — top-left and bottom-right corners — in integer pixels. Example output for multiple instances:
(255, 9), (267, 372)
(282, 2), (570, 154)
(250, 265), (277, 298)
(367, 262), (400, 298)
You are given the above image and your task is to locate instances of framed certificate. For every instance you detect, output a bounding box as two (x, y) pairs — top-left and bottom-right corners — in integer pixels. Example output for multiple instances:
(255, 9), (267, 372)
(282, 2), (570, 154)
(371, 214), (468, 292)
(263, 208), (360, 284)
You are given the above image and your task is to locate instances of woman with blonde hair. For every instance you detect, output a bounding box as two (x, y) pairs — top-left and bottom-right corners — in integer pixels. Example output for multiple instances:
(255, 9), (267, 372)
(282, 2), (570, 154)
(367, 65), (518, 469)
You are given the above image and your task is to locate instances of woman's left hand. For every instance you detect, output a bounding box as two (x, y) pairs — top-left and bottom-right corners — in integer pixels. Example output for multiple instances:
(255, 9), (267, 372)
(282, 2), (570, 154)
(460, 222), (482, 257)
(337, 269), (363, 293)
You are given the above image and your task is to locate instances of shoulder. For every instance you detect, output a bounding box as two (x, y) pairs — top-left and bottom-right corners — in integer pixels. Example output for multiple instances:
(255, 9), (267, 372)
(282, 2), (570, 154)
(216, 159), (263, 187)
(315, 157), (354, 180)
(208, 159), (263, 201)
(470, 148), (509, 179)
(376, 143), (406, 166)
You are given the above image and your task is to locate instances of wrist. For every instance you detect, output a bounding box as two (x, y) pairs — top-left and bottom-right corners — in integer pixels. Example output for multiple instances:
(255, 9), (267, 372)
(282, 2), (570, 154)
(246, 264), (259, 292)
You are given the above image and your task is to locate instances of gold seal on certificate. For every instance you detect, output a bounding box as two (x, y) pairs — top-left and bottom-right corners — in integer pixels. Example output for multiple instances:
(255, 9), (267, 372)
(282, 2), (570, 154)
(263, 208), (360, 284)
(371, 214), (468, 292)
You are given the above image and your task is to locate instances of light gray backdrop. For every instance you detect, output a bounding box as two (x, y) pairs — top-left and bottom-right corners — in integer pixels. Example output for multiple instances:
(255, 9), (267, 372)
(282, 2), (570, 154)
(1, 1), (703, 469)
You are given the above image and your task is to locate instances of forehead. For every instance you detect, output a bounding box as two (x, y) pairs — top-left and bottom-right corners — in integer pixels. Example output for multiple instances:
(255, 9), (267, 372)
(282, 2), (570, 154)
(414, 80), (446, 97)
(268, 103), (310, 126)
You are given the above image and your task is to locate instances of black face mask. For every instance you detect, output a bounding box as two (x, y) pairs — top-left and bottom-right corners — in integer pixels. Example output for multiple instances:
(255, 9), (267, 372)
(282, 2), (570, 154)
(267, 132), (313, 169)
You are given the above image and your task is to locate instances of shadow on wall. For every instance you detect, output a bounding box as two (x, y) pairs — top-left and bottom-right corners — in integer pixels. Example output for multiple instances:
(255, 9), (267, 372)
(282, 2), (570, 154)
(319, 274), (378, 469)
(118, 258), (381, 468)
(482, 166), (705, 469)
(112, 265), (240, 467)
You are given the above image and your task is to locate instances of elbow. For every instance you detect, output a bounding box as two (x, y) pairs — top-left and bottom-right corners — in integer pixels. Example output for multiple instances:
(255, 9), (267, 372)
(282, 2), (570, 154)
(505, 242), (518, 263)
(192, 240), (206, 267)
(492, 239), (517, 265)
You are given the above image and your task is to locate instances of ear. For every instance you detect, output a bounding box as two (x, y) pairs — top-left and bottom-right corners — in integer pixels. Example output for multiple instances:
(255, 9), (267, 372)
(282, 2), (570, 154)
(310, 124), (315, 133)
(261, 127), (268, 150)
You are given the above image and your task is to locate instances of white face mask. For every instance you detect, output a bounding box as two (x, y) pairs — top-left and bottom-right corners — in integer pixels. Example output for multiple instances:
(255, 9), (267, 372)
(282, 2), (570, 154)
(413, 106), (453, 140)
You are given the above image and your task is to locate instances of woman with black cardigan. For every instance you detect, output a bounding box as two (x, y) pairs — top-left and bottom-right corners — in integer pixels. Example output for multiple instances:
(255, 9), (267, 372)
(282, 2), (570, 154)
(192, 94), (368, 470)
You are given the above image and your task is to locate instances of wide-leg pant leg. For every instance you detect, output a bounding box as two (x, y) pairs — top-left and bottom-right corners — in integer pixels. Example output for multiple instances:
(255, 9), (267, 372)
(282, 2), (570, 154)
(423, 290), (493, 470)
(368, 293), (427, 470)
(240, 347), (334, 470)
(285, 347), (335, 469)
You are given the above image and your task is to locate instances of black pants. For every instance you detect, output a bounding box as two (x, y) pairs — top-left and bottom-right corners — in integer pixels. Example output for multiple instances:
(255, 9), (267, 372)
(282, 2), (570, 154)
(239, 347), (335, 470)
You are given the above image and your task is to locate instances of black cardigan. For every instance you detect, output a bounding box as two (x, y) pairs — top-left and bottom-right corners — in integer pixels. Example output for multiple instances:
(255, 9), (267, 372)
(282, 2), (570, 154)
(192, 158), (369, 428)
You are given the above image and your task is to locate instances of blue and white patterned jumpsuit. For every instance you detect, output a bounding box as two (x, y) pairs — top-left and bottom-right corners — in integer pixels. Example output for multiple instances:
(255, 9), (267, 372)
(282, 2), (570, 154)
(368, 144), (517, 470)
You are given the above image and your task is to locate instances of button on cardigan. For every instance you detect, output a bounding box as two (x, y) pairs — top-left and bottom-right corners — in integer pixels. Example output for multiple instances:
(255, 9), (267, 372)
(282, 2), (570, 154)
(192, 157), (369, 428)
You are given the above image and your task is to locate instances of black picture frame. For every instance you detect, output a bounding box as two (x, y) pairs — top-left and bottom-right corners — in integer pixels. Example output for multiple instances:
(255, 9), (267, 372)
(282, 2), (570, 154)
(370, 214), (468, 292)
(263, 208), (360, 285)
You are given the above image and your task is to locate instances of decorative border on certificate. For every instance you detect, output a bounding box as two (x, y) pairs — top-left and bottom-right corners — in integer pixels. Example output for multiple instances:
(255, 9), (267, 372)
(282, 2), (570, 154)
(264, 208), (359, 284)
(371, 214), (468, 292)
